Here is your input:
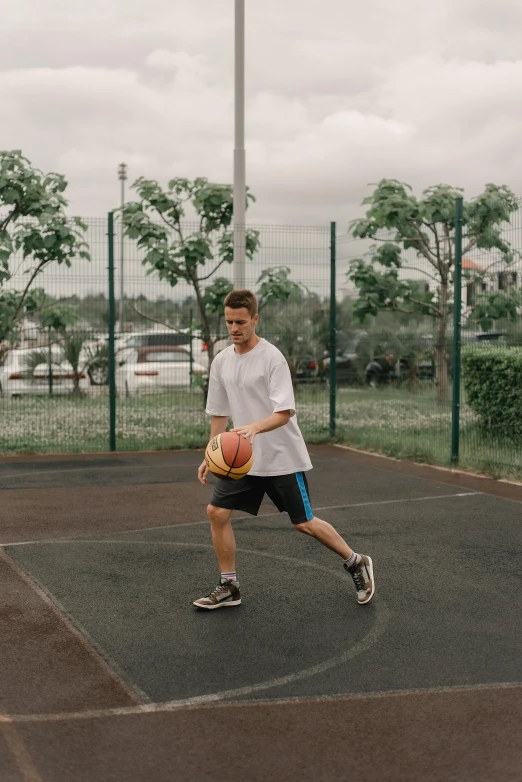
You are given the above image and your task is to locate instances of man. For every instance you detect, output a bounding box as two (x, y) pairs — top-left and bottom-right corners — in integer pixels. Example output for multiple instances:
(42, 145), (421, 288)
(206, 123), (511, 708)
(365, 353), (398, 387)
(195, 289), (375, 610)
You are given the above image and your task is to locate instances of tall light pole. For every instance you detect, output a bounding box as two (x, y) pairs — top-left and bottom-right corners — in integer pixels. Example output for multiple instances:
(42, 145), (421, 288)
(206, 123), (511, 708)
(117, 162), (128, 334)
(233, 0), (246, 289)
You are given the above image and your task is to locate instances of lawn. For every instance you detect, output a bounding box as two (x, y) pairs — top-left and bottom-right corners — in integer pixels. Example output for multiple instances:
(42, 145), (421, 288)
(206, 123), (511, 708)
(0, 385), (520, 481)
(334, 386), (522, 481)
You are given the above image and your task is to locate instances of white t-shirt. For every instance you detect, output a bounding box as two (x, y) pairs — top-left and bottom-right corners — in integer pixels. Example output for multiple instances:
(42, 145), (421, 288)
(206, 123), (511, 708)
(205, 338), (312, 477)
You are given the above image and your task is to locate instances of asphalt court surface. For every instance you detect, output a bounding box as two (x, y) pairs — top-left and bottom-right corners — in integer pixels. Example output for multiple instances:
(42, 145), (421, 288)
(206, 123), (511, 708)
(1, 448), (521, 705)
(1, 445), (521, 780)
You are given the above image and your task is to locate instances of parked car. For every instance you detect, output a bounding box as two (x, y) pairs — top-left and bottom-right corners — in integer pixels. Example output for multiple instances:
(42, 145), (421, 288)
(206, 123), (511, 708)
(121, 330), (207, 360)
(295, 356), (324, 384)
(86, 330), (210, 386)
(115, 345), (207, 397)
(365, 353), (438, 387)
(364, 355), (405, 387)
(463, 330), (507, 344)
(322, 331), (368, 385)
(0, 348), (89, 399)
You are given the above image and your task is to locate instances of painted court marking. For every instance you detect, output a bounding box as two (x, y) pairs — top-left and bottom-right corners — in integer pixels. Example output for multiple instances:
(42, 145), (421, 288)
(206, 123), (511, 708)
(1, 532), (519, 736)
(1, 540), (389, 721)
(0, 547), (147, 705)
(1, 681), (520, 727)
(0, 463), (201, 481)
(0, 491), (480, 548)
(0, 721), (43, 781)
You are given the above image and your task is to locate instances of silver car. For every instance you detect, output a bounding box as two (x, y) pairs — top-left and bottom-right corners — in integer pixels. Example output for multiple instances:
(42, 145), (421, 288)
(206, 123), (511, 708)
(115, 345), (207, 397)
(0, 348), (89, 399)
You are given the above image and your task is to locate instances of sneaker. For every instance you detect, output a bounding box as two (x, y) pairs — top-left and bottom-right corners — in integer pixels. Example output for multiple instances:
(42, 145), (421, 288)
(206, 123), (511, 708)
(345, 555), (375, 605)
(193, 580), (241, 610)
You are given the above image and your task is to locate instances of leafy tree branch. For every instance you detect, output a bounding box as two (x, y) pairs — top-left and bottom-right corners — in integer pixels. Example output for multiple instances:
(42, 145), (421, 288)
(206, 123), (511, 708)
(347, 179), (519, 402)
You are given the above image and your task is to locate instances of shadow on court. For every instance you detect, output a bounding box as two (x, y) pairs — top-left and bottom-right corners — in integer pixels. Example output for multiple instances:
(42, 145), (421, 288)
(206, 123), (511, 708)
(0, 445), (521, 781)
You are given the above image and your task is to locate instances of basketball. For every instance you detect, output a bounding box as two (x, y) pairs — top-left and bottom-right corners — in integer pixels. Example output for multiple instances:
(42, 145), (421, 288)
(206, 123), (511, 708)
(205, 432), (254, 480)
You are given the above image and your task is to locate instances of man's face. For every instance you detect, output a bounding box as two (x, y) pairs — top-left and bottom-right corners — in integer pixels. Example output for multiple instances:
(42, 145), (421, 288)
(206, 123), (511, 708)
(224, 306), (259, 345)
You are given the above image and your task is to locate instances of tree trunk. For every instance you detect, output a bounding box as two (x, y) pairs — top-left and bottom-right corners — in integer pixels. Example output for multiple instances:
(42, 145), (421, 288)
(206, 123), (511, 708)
(191, 273), (214, 366)
(206, 339), (215, 367)
(434, 282), (449, 404)
(72, 372), (83, 395)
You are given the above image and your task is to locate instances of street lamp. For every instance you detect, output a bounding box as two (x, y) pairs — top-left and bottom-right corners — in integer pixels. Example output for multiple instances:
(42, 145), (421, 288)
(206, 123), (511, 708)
(233, 0), (246, 289)
(117, 162), (128, 334)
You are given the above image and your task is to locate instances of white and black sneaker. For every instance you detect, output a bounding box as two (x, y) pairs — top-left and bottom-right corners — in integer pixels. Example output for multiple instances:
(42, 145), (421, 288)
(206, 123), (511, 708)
(344, 555), (375, 605)
(193, 580), (241, 610)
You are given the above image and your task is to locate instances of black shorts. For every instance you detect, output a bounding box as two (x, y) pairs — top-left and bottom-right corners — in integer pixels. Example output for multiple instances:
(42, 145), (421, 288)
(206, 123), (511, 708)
(210, 472), (314, 525)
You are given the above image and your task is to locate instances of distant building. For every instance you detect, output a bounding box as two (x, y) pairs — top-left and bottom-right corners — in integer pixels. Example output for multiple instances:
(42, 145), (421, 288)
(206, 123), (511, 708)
(462, 258), (520, 310)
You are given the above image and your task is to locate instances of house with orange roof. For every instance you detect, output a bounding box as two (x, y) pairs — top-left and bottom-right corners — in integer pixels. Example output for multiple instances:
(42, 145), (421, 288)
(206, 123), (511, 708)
(461, 257), (520, 309)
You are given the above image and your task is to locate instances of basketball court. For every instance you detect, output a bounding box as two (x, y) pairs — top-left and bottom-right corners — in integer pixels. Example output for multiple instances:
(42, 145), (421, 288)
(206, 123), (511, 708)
(0, 444), (521, 781)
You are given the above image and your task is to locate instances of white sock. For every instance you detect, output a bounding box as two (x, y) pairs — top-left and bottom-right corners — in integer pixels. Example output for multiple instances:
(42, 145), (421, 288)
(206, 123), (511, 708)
(221, 571), (237, 584)
(344, 552), (361, 569)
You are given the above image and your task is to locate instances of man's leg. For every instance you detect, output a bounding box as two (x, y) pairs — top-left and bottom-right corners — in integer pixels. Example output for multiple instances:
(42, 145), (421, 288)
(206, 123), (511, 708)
(193, 504), (241, 609)
(294, 516), (352, 559)
(294, 516), (375, 604)
(207, 504), (236, 573)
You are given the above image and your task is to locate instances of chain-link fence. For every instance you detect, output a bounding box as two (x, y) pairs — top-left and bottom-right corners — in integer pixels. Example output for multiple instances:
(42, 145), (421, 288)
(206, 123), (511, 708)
(1, 206), (521, 482)
(334, 229), (454, 470)
(0, 218), (332, 455)
(457, 203), (522, 479)
(331, 200), (522, 481)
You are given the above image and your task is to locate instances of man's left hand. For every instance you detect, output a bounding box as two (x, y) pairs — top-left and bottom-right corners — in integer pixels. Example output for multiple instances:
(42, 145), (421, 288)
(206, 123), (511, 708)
(230, 423), (260, 444)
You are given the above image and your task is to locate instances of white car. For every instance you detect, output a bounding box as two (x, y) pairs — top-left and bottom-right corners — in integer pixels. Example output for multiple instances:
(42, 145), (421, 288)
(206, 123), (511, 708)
(0, 348), (89, 399)
(115, 345), (207, 397)
(85, 329), (211, 386)
(118, 330), (209, 367)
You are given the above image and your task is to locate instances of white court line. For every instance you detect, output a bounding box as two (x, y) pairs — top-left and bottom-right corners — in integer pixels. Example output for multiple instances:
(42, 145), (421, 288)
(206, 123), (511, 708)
(1, 541), (390, 719)
(0, 453), (331, 482)
(1, 680), (520, 726)
(0, 548), (148, 705)
(0, 463), (201, 481)
(0, 492), (480, 548)
(0, 721), (44, 781)
(1, 537), (518, 727)
(314, 491), (479, 512)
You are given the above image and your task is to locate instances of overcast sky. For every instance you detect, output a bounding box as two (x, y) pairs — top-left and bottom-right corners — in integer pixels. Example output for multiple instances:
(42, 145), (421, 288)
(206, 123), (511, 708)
(2, 0), (522, 227)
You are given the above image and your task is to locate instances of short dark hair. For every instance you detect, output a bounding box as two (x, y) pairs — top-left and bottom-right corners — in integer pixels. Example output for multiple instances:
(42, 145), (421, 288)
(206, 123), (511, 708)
(224, 289), (258, 317)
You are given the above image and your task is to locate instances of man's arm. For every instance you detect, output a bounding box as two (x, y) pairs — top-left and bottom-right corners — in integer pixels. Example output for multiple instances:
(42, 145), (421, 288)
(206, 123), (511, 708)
(231, 410), (291, 443)
(198, 416), (230, 486)
(210, 415), (230, 439)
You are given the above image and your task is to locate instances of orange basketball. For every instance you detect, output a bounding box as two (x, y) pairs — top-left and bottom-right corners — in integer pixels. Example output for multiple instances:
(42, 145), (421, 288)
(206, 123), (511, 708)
(205, 432), (254, 480)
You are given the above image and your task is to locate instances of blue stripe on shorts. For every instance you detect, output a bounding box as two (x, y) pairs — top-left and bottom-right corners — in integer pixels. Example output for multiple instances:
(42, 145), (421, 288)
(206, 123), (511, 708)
(296, 472), (314, 521)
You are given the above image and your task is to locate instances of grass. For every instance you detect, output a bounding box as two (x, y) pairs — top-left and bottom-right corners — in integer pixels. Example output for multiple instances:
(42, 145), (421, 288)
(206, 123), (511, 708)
(0, 384), (520, 482)
(334, 386), (522, 482)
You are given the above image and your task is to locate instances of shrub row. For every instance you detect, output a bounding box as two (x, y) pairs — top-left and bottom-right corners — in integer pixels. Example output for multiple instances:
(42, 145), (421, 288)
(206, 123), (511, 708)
(462, 346), (522, 438)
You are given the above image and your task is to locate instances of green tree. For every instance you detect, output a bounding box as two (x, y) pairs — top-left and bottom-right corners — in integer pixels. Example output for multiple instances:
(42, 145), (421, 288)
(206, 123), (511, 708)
(470, 287), (522, 332)
(347, 180), (519, 401)
(201, 268), (306, 358)
(122, 178), (305, 364)
(0, 150), (90, 354)
(263, 309), (322, 388)
(23, 333), (107, 396)
(121, 177), (260, 364)
(201, 276), (234, 343)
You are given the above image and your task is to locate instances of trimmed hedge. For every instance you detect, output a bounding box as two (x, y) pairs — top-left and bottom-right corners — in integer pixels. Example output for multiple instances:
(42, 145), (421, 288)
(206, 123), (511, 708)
(462, 346), (522, 438)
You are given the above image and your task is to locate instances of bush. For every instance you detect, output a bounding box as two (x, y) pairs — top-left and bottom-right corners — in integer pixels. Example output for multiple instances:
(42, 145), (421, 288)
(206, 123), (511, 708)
(462, 346), (522, 438)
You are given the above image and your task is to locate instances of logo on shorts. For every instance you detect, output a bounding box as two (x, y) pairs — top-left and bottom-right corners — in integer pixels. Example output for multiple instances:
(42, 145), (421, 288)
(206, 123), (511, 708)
(211, 437), (219, 451)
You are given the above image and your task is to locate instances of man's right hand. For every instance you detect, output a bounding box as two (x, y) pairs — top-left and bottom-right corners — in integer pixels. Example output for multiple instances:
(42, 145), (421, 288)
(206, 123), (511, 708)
(198, 460), (209, 486)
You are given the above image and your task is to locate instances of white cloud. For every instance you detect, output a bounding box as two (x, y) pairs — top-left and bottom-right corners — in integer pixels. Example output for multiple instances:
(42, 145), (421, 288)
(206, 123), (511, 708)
(1, 0), (522, 229)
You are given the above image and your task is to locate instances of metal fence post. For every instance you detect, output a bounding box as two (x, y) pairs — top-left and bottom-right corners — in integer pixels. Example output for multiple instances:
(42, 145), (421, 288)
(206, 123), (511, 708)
(108, 212), (117, 452)
(451, 197), (463, 467)
(189, 308), (194, 387)
(329, 222), (337, 438)
(48, 326), (53, 396)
